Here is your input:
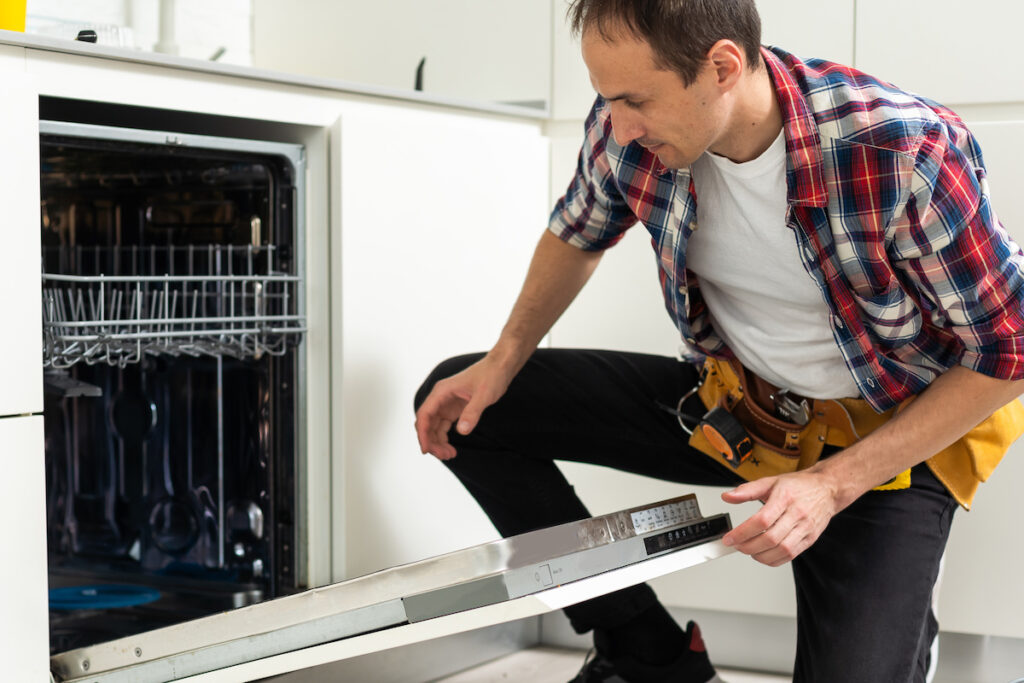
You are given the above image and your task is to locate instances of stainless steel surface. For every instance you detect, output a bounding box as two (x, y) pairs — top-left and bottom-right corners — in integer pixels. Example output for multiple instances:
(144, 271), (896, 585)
(50, 494), (730, 682)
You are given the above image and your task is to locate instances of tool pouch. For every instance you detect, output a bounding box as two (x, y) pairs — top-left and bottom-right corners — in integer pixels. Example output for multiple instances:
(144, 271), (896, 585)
(687, 357), (1024, 504)
(688, 357), (829, 481)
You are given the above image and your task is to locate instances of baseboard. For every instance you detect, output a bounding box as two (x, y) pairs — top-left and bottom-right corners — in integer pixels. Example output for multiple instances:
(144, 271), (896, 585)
(539, 608), (1024, 683)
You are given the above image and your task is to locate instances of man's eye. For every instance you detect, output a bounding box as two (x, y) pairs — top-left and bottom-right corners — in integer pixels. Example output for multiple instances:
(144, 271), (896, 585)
(625, 100), (643, 109)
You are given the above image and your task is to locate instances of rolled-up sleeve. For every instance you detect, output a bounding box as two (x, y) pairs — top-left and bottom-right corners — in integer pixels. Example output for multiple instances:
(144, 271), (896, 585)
(891, 119), (1024, 379)
(548, 98), (637, 251)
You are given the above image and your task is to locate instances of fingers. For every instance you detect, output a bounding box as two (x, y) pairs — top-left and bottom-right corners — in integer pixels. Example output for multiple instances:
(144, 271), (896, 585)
(721, 472), (836, 566)
(721, 478), (772, 504)
(416, 357), (512, 459)
(752, 531), (815, 568)
(723, 498), (786, 549)
(726, 506), (819, 566)
(414, 386), (466, 460)
(455, 392), (491, 436)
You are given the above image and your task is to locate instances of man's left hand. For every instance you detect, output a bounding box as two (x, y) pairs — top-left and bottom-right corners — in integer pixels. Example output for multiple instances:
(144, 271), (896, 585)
(719, 470), (841, 566)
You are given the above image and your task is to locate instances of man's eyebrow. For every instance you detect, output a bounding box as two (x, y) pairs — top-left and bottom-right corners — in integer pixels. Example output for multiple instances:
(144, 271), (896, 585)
(602, 92), (641, 102)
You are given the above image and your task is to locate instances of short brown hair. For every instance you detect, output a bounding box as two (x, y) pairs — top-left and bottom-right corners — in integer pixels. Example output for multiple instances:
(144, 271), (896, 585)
(568, 0), (762, 86)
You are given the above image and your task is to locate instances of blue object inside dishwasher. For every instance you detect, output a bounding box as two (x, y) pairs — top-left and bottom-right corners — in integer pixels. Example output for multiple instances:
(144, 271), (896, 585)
(49, 584), (161, 610)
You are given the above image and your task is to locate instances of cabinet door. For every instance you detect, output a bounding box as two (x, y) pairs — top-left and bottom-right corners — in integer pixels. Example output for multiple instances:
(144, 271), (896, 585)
(0, 75), (42, 416)
(333, 105), (551, 580)
(0, 415), (47, 681)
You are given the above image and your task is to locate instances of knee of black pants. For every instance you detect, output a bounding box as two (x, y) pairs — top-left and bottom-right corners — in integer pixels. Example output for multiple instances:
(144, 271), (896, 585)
(413, 352), (486, 412)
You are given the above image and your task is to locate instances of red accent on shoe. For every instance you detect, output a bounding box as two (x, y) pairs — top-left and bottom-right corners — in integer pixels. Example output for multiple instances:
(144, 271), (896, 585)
(688, 621), (707, 653)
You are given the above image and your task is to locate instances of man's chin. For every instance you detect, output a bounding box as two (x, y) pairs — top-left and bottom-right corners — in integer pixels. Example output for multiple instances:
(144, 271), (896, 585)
(655, 150), (687, 170)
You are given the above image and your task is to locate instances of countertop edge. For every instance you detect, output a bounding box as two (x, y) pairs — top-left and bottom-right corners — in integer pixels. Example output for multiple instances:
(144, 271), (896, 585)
(0, 30), (550, 121)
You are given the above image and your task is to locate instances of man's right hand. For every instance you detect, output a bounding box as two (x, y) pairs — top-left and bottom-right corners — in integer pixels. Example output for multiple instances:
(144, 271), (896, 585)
(415, 354), (515, 460)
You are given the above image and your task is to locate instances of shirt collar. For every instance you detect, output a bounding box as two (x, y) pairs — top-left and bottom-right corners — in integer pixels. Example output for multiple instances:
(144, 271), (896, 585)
(761, 46), (829, 207)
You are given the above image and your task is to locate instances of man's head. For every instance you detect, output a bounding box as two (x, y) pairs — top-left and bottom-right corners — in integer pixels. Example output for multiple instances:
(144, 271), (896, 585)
(569, 0), (768, 169)
(568, 0), (762, 87)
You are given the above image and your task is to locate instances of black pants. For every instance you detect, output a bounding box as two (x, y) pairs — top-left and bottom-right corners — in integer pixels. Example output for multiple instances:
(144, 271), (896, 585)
(415, 349), (956, 683)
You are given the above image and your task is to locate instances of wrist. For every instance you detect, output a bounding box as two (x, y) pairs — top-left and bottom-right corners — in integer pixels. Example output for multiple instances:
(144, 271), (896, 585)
(808, 454), (866, 512)
(485, 339), (532, 381)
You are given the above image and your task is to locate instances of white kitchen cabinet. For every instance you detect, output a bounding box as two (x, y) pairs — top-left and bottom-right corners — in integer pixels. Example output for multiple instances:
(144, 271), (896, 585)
(252, 0), (552, 109)
(334, 104), (551, 580)
(0, 415), (48, 681)
(0, 74), (42, 417)
(856, 0), (1024, 106)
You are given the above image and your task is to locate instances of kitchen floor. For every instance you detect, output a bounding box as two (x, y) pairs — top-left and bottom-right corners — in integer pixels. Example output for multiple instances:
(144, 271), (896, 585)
(434, 647), (790, 682)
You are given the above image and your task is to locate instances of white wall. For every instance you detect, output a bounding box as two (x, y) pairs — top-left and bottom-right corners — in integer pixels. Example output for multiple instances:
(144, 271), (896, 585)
(25, 0), (253, 63)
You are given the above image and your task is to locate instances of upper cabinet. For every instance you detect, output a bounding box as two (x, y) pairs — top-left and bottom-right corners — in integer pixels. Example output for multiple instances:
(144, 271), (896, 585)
(0, 74), (42, 417)
(855, 0), (1024, 106)
(252, 0), (552, 110)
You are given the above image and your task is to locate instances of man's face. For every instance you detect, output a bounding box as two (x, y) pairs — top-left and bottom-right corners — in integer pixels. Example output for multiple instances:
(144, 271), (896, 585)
(581, 27), (725, 169)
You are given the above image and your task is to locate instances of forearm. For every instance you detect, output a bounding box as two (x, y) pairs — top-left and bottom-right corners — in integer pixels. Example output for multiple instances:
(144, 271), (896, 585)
(812, 365), (1024, 509)
(487, 230), (603, 375)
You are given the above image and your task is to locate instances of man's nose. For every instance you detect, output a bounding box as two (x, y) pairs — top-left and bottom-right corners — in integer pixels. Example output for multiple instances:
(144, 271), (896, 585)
(609, 105), (643, 146)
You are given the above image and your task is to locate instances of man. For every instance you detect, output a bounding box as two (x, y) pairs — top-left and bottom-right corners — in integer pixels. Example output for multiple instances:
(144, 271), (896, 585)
(414, 1), (1024, 681)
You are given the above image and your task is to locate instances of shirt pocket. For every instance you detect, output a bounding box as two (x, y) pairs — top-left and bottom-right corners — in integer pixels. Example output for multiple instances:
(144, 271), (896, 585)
(850, 280), (922, 345)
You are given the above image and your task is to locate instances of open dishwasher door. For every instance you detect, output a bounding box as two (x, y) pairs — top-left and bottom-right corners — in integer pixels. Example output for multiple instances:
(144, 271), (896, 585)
(50, 494), (732, 683)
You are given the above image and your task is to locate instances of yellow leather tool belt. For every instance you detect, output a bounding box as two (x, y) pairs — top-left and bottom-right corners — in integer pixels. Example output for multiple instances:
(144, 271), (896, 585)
(687, 357), (1024, 508)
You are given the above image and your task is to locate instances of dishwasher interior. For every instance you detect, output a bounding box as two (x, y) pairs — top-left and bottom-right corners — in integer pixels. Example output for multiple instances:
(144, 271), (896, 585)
(39, 121), (306, 655)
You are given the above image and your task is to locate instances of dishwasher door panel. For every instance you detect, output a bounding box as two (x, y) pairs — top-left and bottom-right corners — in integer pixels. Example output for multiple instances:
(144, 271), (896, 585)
(50, 495), (732, 682)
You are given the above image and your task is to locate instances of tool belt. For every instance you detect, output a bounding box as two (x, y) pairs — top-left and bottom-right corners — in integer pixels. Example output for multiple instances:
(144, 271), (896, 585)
(685, 357), (1024, 506)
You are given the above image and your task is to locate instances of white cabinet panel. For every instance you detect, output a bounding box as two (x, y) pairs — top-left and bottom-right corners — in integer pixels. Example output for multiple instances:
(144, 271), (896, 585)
(856, 0), (1024, 105)
(335, 106), (550, 580)
(253, 0), (551, 108)
(0, 415), (48, 681)
(0, 43), (25, 72)
(0, 75), (42, 416)
(940, 424), (1024, 638)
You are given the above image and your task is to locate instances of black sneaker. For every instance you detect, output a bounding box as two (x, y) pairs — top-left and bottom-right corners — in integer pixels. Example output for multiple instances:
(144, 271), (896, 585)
(568, 621), (723, 683)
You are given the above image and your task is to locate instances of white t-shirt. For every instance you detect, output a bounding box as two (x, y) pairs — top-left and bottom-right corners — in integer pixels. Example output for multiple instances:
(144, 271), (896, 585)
(688, 131), (860, 399)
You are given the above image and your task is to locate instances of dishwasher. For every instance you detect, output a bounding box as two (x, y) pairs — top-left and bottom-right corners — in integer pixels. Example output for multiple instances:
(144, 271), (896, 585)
(40, 119), (307, 657)
(40, 118), (733, 682)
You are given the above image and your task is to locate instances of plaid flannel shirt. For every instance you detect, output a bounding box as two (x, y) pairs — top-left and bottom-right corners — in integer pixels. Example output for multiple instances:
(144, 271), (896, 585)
(549, 46), (1024, 412)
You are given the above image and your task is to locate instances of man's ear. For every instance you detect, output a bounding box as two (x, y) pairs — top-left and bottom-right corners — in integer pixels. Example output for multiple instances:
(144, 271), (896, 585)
(706, 39), (744, 91)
